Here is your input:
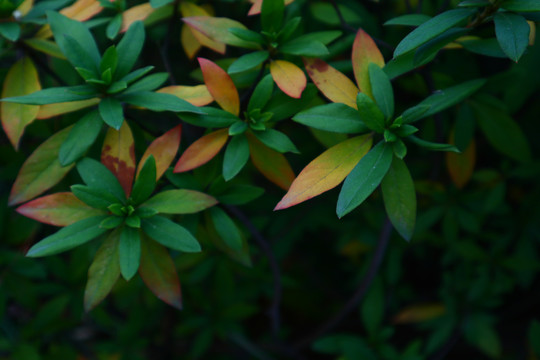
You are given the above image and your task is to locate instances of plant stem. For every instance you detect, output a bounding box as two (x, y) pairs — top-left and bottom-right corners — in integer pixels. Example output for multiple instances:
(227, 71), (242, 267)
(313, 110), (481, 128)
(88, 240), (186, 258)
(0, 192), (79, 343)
(292, 217), (393, 350)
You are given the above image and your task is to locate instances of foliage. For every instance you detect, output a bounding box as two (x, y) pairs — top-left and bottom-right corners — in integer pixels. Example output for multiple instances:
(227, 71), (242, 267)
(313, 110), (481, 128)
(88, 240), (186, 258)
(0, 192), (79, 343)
(0, 0), (539, 358)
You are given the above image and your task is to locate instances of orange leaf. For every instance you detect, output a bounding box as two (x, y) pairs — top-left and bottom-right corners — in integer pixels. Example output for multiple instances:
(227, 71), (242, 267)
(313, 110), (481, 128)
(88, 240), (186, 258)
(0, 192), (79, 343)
(183, 16), (258, 49)
(304, 57), (359, 109)
(446, 132), (475, 189)
(270, 60), (307, 99)
(121, 3), (154, 33)
(1, 57), (41, 149)
(37, 98), (100, 119)
(247, 0), (294, 15)
(275, 134), (372, 210)
(174, 129), (228, 173)
(36, 0), (104, 38)
(101, 121), (136, 197)
(393, 303), (445, 324)
(352, 29), (385, 99)
(16, 192), (104, 227)
(157, 85), (213, 107)
(198, 58), (239, 115)
(180, 2), (225, 55)
(247, 133), (295, 190)
(138, 125), (182, 181)
(139, 235), (182, 310)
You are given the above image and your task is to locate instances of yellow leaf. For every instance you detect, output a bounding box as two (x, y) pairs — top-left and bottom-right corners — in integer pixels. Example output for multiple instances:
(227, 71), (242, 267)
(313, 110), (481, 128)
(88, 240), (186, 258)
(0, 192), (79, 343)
(101, 122), (136, 197)
(157, 85), (213, 107)
(36, 0), (104, 38)
(304, 57), (359, 109)
(174, 129), (229, 173)
(199, 58), (239, 115)
(1, 57), (41, 149)
(37, 98), (100, 119)
(16, 0), (33, 16)
(180, 2), (225, 55)
(528, 21), (536, 46)
(275, 135), (372, 210)
(270, 60), (307, 99)
(121, 3), (155, 33)
(181, 25), (203, 59)
(352, 29), (385, 99)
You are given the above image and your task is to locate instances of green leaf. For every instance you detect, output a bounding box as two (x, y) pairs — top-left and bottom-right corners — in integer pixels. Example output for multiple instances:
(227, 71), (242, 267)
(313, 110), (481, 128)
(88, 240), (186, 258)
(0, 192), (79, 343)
(26, 216), (108, 257)
(279, 39), (329, 57)
(107, 81), (128, 94)
(180, 107), (239, 128)
(228, 51), (269, 74)
(459, 38), (506, 58)
(100, 46), (118, 76)
(293, 103), (367, 134)
(77, 158), (126, 203)
(106, 13), (123, 40)
(261, 0), (284, 33)
(1, 86), (98, 105)
(0, 22), (21, 41)
(402, 79), (486, 123)
(414, 28), (470, 65)
(131, 156), (156, 205)
(100, 216), (124, 229)
(265, 84), (318, 121)
(119, 226), (141, 281)
(253, 129), (299, 153)
(501, 0), (540, 12)
(276, 16), (301, 42)
(494, 13), (530, 62)
(228, 28), (266, 45)
(59, 110), (102, 166)
(529, 320), (540, 355)
(223, 134), (250, 181)
(142, 189), (217, 214)
(361, 279), (384, 336)
(229, 121), (248, 136)
(356, 92), (386, 133)
(150, 0), (174, 8)
(8, 126), (74, 206)
(116, 21), (145, 78)
(124, 73), (169, 94)
(464, 314), (501, 358)
(99, 97), (124, 130)
(384, 14), (432, 26)
(142, 216), (201, 252)
(393, 9), (474, 57)
(47, 11), (101, 70)
(337, 141), (393, 218)
(61, 34), (99, 76)
(407, 136), (459, 152)
(119, 91), (204, 113)
(381, 157), (416, 241)
(215, 185), (265, 205)
(472, 99), (531, 162)
(120, 66), (154, 85)
(310, 3), (361, 26)
(71, 185), (119, 210)
(368, 63), (394, 120)
(84, 230), (120, 311)
(248, 75), (274, 112)
(209, 207), (242, 251)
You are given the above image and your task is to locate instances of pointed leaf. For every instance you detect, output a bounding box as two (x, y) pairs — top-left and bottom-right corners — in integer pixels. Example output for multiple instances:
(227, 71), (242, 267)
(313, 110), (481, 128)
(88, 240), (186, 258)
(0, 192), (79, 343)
(99, 97), (124, 130)
(247, 133), (295, 190)
(101, 121), (136, 197)
(381, 157), (416, 241)
(26, 215), (108, 257)
(142, 190), (217, 214)
(181, 24), (203, 58)
(77, 158), (126, 203)
(131, 156), (156, 205)
(356, 92), (386, 133)
(393, 9), (474, 57)
(120, 4), (154, 33)
(253, 129), (299, 153)
(183, 16), (260, 49)
(84, 230), (120, 311)
(119, 226), (141, 281)
(157, 85), (213, 107)
(36, 98), (100, 119)
(228, 51), (269, 74)
(1, 86), (98, 105)
(71, 184), (119, 210)
(198, 58), (239, 116)
(117, 21), (145, 78)
(209, 207), (242, 251)
(16, 192), (105, 227)
(119, 91), (204, 114)
(270, 60), (306, 99)
(139, 235), (182, 309)
(352, 29), (385, 98)
(174, 129), (228, 173)
(59, 110), (102, 166)
(138, 125), (181, 181)
(276, 134), (373, 210)
(368, 63), (394, 120)
(179, 107), (238, 128)
(248, 74), (274, 113)
(261, 0), (284, 32)
(304, 57), (359, 109)
(142, 216), (201, 252)
(223, 134), (250, 181)
(293, 103), (367, 134)
(494, 13), (530, 62)
(337, 141), (393, 218)
(1, 57), (41, 149)
(9, 126), (74, 206)
(264, 84), (317, 121)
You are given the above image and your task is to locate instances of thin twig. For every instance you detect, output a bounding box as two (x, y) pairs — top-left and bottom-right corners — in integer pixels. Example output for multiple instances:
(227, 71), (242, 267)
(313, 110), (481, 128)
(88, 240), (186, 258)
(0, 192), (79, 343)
(160, 0), (181, 85)
(293, 217), (393, 350)
(224, 205), (283, 339)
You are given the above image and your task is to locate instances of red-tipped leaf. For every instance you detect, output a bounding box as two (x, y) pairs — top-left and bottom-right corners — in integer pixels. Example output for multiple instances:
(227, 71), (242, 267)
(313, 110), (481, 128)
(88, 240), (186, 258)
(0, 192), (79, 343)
(352, 29), (385, 99)
(138, 125), (182, 181)
(198, 58), (240, 115)
(270, 60), (306, 99)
